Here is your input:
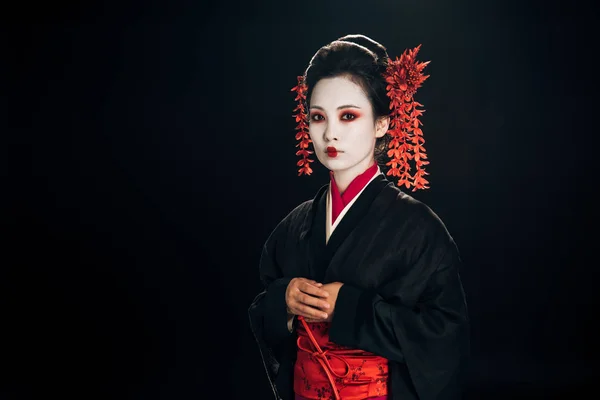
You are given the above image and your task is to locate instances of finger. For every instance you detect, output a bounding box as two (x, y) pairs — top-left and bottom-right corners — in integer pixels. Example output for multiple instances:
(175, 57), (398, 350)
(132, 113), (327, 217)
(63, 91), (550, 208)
(293, 309), (327, 322)
(299, 278), (323, 287)
(293, 304), (328, 320)
(299, 282), (329, 298)
(295, 292), (330, 311)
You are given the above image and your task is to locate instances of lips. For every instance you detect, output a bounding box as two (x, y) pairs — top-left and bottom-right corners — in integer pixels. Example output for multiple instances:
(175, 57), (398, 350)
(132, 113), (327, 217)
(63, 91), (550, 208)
(326, 147), (338, 157)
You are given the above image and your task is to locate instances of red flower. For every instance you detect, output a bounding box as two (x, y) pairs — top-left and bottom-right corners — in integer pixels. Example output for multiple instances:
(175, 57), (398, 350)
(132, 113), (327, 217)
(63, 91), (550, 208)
(291, 75), (314, 176)
(383, 45), (431, 191)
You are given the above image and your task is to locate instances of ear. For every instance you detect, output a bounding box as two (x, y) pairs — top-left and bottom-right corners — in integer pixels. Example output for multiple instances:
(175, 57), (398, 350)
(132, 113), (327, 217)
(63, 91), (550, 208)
(375, 116), (389, 138)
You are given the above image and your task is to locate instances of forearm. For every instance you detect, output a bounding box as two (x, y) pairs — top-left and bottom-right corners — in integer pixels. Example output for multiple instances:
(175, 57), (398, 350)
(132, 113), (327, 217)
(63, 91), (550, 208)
(262, 277), (295, 345)
(329, 284), (407, 362)
(329, 258), (470, 400)
(330, 262), (468, 363)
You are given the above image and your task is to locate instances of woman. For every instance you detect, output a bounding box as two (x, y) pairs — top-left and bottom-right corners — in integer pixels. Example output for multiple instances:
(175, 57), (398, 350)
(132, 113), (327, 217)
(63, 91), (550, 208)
(248, 34), (470, 400)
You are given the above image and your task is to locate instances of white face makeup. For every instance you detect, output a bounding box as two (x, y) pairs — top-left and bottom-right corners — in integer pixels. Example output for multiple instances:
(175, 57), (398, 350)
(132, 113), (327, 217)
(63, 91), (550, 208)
(308, 76), (387, 185)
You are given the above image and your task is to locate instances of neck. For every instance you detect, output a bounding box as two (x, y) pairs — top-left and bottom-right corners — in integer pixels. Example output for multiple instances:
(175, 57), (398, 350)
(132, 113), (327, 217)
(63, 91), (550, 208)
(332, 158), (376, 194)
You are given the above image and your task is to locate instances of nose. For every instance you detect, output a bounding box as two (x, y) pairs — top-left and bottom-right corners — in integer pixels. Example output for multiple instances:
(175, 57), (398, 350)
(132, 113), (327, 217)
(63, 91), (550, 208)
(323, 121), (339, 142)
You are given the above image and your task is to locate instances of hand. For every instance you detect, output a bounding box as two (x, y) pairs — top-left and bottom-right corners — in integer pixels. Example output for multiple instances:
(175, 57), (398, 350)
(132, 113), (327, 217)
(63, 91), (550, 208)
(285, 278), (331, 320)
(303, 282), (343, 323)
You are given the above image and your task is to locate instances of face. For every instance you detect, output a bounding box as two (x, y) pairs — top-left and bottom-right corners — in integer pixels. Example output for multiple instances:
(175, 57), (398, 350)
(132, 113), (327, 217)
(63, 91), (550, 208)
(308, 75), (388, 178)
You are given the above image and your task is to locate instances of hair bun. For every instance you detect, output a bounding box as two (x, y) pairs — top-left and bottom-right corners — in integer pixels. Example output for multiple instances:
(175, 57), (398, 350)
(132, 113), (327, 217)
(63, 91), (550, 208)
(336, 34), (389, 63)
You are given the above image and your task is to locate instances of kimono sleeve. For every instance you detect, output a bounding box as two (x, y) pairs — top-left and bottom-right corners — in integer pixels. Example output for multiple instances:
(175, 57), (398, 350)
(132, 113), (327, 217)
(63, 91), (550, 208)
(329, 205), (470, 400)
(248, 213), (297, 345)
(256, 243), (295, 346)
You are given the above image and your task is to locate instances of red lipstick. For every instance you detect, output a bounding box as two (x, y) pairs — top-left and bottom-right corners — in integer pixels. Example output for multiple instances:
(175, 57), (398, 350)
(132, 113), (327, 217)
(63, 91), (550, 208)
(326, 147), (338, 157)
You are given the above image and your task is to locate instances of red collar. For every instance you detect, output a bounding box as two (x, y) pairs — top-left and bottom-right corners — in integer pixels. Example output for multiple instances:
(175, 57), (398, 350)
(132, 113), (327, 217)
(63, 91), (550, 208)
(329, 163), (379, 224)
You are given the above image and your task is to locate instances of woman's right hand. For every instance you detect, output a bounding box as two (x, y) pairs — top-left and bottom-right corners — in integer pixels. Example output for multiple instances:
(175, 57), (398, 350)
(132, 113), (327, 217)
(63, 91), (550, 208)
(285, 277), (330, 320)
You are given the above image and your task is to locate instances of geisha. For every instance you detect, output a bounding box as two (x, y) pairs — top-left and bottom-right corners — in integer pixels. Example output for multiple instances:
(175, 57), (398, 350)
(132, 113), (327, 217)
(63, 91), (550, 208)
(248, 34), (470, 400)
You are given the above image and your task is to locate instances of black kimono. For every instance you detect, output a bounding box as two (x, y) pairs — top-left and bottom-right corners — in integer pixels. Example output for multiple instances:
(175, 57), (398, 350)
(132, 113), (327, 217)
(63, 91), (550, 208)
(248, 174), (470, 400)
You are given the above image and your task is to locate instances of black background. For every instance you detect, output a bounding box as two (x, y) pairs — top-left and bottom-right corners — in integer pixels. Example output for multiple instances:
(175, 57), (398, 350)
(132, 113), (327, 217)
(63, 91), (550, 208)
(7, 0), (599, 398)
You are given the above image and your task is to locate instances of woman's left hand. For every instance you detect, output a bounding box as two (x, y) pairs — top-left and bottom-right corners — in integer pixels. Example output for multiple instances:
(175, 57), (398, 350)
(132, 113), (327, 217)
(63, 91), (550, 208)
(303, 282), (344, 323)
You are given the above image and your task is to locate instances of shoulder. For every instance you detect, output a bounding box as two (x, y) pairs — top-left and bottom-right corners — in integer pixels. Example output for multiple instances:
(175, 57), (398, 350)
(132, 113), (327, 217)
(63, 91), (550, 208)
(384, 185), (455, 245)
(385, 185), (442, 222)
(382, 186), (462, 273)
(262, 190), (321, 248)
(281, 199), (314, 226)
(277, 183), (328, 231)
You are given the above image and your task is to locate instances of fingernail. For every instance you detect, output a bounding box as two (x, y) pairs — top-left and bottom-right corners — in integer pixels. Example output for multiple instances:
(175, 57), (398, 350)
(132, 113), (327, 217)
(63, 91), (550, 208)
(324, 303), (330, 308)
(323, 313), (328, 319)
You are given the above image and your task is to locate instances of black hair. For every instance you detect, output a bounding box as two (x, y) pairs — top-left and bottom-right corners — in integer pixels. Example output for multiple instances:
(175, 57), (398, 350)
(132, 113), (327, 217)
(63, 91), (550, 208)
(303, 34), (391, 165)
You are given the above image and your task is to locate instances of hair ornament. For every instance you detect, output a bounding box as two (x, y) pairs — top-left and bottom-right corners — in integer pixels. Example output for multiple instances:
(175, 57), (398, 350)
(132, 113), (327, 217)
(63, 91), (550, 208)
(291, 44), (430, 191)
(291, 76), (313, 176)
(384, 44), (430, 191)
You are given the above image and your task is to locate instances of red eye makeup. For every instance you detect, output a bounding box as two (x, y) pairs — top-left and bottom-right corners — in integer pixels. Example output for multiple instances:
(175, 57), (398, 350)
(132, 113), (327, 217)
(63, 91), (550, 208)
(309, 110), (361, 122)
(340, 111), (361, 121)
(310, 112), (325, 122)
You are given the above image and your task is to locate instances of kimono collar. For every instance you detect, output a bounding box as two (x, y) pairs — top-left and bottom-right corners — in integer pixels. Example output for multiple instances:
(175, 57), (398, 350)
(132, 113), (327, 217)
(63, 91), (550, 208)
(329, 163), (380, 224)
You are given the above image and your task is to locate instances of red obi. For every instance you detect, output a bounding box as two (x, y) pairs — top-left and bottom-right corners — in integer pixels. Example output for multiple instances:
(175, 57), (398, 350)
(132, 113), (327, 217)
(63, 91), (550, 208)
(293, 316), (389, 400)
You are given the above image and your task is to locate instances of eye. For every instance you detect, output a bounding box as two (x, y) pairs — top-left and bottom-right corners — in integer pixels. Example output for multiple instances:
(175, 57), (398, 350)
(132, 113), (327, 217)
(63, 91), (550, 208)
(341, 112), (357, 121)
(310, 113), (325, 122)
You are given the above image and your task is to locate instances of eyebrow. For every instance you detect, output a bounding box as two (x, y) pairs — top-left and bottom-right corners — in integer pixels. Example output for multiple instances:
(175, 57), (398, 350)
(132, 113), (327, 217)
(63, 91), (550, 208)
(310, 104), (362, 111)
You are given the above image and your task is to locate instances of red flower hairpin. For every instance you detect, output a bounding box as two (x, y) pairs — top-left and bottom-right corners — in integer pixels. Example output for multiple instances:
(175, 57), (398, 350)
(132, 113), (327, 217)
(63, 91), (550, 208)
(291, 44), (431, 190)
(291, 76), (314, 176)
(384, 44), (431, 191)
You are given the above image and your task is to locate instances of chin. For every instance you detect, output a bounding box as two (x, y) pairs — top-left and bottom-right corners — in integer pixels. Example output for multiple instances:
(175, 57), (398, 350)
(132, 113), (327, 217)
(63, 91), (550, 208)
(319, 158), (348, 171)
(327, 163), (356, 174)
